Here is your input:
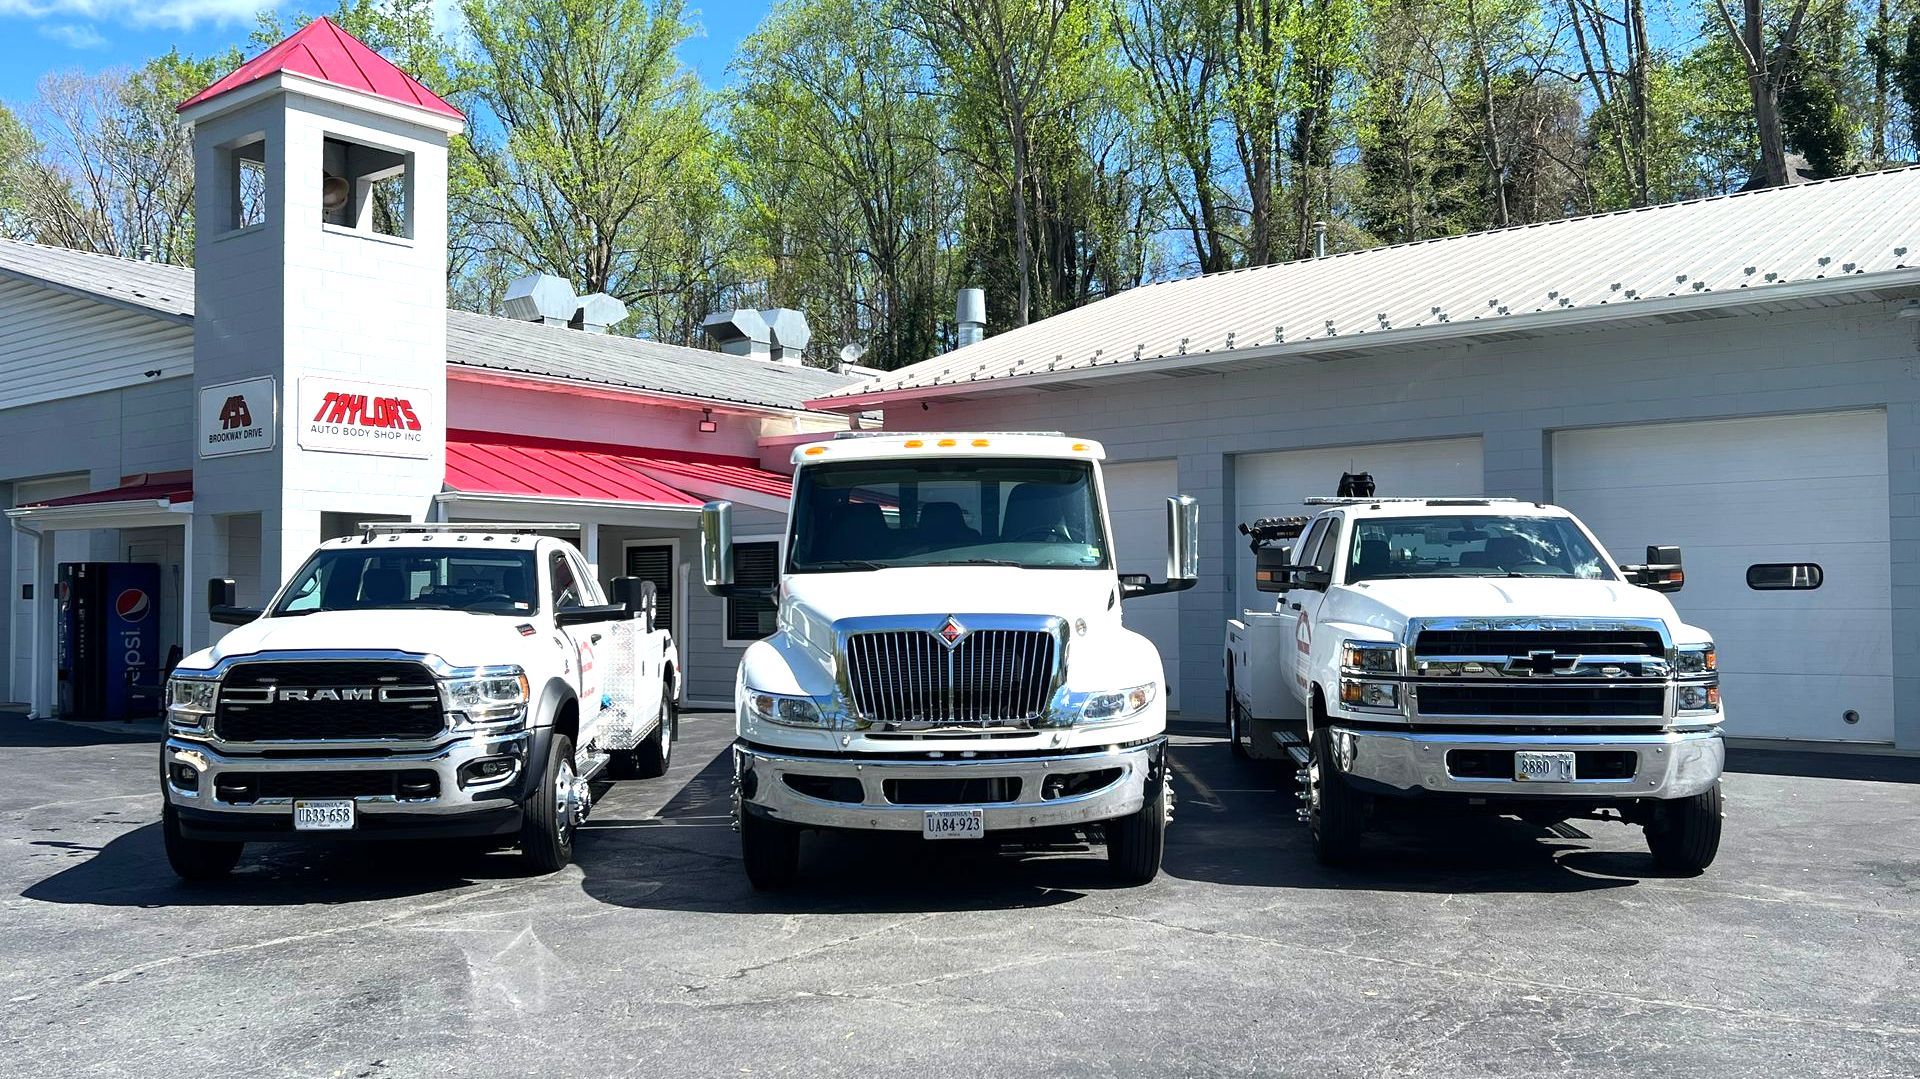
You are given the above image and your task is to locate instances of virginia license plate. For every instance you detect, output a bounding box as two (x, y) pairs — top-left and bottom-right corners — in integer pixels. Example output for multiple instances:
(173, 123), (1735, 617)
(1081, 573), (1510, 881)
(1514, 751), (1576, 782)
(293, 799), (356, 831)
(922, 808), (984, 840)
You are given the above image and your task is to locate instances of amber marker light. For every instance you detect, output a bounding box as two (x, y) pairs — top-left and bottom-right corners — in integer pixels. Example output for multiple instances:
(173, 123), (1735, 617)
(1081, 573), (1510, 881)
(904, 439), (924, 448)
(937, 438), (958, 447)
(971, 438), (990, 447)
(803, 446), (826, 456)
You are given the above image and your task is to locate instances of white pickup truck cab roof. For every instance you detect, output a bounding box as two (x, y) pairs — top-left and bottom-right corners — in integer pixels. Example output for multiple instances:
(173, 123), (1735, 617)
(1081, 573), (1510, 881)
(791, 432), (1107, 465)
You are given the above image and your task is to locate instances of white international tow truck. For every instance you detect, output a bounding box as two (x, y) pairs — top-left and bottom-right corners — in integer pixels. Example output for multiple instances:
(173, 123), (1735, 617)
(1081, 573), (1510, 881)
(1225, 484), (1725, 871)
(700, 432), (1198, 889)
(160, 523), (679, 878)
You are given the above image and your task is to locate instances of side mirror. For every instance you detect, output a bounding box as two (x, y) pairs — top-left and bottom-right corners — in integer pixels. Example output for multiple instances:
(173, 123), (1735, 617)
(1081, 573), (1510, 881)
(1623, 545), (1684, 593)
(1122, 495), (1200, 600)
(1292, 567), (1333, 591)
(1254, 547), (1292, 593)
(612, 576), (659, 630)
(207, 577), (262, 626)
(700, 500), (737, 596)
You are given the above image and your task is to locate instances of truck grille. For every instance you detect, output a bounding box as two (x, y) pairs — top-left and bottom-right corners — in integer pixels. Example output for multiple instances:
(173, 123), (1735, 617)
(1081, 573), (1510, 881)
(844, 629), (1058, 727)
(215, 661), (443, 742)
(213, 769), (441, 803)
(1413, 629), (1666, 659)
(1416, 684), (1666, 718)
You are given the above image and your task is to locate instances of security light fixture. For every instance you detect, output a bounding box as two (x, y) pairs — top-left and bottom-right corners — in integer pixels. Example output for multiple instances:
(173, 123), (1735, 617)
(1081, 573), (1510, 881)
(698, 408), (717, 434)
(321, 173), (352, 214)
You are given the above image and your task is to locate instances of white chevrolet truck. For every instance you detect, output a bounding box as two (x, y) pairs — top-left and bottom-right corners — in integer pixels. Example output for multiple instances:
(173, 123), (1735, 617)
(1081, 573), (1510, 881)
(1226, 496), (1724, 871)
(701, 433), (1197, 889)
(161, 523), (678, 879)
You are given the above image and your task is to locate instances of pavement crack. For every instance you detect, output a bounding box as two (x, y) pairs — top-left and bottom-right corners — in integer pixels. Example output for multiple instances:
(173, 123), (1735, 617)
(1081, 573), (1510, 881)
(683, 911), (945, 991)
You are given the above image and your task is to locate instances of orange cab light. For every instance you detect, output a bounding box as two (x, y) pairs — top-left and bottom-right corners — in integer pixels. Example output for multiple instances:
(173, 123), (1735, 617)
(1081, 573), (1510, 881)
(971, 438), (990, 447)
(803, 446), (826, 456)
(937, 438), (957, 447)
(904, 439), (924, 448)
(1071, 443), (1089, 452)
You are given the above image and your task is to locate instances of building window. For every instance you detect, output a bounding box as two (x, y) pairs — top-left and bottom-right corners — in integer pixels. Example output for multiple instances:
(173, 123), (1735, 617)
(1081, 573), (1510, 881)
(727, 542), (780, 642)
(226, 139), (267, 231)
(321, 135), (413, 239)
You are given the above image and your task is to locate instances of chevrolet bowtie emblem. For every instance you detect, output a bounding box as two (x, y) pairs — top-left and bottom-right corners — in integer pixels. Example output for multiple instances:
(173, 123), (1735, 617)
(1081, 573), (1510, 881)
(936, 616), (968, 648)
(1508, 650), (1561, 677)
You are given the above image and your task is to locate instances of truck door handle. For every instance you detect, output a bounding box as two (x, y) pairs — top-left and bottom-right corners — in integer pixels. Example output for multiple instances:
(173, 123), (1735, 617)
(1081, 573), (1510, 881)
(590, 633), (603, 644)
(1288, 602), (1302, 611)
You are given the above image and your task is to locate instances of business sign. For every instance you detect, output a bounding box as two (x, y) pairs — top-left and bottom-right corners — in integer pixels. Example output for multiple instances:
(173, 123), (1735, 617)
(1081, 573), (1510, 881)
(297, 376), (436, 459)
(197, 376), (277, 458)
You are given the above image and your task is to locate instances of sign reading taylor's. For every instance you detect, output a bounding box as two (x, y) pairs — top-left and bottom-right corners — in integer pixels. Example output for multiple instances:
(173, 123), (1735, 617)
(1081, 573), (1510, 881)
(297, 376), (435, 459)
(197, 376), (277, 458)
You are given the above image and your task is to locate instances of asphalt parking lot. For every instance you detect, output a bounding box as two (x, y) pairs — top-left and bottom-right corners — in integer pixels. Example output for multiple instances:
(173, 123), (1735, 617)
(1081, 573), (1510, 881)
(1, 712), (1915, 1079)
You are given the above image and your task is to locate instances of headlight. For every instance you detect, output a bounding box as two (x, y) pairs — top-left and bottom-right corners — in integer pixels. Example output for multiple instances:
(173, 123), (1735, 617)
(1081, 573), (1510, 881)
(1677, 684), (1721, 711)
(166, 677), (218, 728)
(1341, 640), (1399, 674)
(744, 690), (831, 728)
(1339, 679), (1399, 710)
(443, 667), (529, 726)
(1079, 683), (1157, 723)
(1674, 645), (1716, 675)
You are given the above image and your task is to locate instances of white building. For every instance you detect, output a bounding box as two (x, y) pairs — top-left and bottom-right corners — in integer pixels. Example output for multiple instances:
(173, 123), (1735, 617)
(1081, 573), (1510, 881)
(1, 19), (859, 716)
(813, 171), (1920, 755)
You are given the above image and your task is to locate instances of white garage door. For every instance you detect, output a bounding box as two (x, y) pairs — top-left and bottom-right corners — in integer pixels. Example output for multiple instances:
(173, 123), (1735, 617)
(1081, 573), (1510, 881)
(1105, 460), (1182, 710)
(1232, 438), (1484, 616)
(1553, 411), (1891, 743)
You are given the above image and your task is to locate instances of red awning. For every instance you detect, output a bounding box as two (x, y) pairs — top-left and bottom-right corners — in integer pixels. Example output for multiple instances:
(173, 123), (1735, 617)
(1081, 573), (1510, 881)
(23, 471), (194, 509)
(444, 434), (791, 506)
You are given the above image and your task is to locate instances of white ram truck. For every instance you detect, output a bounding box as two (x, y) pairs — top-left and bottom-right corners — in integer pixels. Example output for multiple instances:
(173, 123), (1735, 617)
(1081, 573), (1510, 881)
(701, 433), (1197, 889)
(161, 523), (679, 878)
(1226, 497), (1724, 871)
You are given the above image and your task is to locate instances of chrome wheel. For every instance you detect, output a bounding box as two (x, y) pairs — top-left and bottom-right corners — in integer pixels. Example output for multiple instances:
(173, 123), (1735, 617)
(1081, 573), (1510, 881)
(555, 757), (579, 841)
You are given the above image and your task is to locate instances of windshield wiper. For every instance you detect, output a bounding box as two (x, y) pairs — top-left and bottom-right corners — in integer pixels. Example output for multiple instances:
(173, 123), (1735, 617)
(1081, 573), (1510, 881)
(803, 559), (886, 572)
(939, 558), (1025, 567)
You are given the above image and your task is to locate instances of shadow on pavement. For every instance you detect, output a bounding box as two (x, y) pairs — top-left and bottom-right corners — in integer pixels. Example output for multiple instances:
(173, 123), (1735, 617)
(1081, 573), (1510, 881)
(1727, 746), (1920, 784)
(0, 715), (160, 748)
(21, 822), (533, 908)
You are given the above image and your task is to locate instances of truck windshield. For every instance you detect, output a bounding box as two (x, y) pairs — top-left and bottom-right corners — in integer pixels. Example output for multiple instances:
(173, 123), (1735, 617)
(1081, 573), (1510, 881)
(1345, 515), (1613, 583)
(271, 548), (540, 615)
(788, 458), (1110, 571)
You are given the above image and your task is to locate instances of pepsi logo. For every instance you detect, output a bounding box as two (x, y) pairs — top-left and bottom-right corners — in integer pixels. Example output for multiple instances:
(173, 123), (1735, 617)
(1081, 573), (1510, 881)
(115, 589), (151, 621)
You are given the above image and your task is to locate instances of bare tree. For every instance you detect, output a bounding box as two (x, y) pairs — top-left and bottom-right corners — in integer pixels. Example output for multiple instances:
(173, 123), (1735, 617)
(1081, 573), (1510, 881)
(1713, 0), (1814, 187)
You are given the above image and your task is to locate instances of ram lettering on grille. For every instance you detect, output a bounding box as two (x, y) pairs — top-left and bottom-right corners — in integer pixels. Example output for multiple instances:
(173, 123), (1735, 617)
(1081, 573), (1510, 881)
(844, 630), (1057, 726)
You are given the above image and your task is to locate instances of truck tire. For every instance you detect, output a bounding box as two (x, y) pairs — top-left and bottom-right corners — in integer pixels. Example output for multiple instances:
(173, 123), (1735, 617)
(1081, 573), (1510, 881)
(1223, 689), (1248, 760)
(1309, 725), (1366, 866)
(740, 811), (801, 891)
(634, 687), (674, 779)
(519, 732), (577, 873)
(162, 803), (242, 881)
(1645, 782), (1722, 874)
(1107, 766), (1169, 884)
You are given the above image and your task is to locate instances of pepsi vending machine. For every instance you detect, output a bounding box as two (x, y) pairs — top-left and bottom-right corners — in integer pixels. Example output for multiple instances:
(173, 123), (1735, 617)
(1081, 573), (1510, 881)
(56, 562), (162, 720)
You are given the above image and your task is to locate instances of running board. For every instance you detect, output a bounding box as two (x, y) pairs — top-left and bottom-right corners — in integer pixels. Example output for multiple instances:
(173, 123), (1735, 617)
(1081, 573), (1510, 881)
(1271, 728), (1312, 767)
(576, 742), (612, 784)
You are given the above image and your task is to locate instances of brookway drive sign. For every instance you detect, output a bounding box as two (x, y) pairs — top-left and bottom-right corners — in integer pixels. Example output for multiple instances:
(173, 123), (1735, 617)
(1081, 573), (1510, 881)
(197, 376), (277, 458)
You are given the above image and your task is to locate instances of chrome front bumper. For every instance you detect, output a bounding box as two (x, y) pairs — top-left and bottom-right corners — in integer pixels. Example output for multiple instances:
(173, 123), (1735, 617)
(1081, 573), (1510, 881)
(162, 728), (530, 819)
(1329, 727), (1723, 799)
(735, 739), (1162, 833)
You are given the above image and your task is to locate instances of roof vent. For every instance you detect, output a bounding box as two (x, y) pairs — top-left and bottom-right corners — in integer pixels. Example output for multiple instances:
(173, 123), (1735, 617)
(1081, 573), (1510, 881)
(702, 307), (812, 365)
(956, 288), (986, 348)
(504, 274), (627, 333)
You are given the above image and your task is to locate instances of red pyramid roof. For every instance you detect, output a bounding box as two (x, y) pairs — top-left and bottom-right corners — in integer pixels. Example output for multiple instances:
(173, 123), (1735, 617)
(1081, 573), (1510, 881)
(177, 17), (463, 121)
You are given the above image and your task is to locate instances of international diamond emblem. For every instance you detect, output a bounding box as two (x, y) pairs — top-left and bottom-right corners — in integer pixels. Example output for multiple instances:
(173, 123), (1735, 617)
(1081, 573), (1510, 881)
(936, 616), (967, 648)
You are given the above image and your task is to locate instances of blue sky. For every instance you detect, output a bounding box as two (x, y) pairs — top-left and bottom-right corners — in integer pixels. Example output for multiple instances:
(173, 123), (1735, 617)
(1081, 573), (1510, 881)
(0, 1), (772, 109)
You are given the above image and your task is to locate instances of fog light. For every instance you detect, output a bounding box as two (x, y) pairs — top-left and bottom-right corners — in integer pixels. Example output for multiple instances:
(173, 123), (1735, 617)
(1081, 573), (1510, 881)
(168, 763), (199, 791)
(459, 757), (518, 787)
(1339, 679), (1398, 710)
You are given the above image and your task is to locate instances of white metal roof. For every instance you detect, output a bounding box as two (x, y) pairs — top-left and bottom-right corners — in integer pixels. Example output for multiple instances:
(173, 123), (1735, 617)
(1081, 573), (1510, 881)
(812, 167), (1920, 410)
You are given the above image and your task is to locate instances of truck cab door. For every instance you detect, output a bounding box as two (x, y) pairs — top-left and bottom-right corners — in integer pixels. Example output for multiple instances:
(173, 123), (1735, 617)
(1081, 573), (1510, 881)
(1283, 516), (1339, 701)
(548, 550), (605, 717)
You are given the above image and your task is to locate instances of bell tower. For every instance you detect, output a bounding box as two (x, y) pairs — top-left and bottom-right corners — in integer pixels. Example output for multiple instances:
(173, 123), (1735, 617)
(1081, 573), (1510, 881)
(178, 19), (464, 631)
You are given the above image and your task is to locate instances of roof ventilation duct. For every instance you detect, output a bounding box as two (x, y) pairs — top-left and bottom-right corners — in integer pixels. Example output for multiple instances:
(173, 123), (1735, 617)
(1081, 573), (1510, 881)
(503, 274), (580, 326)
(956, 288), (986, 348)
(761, 308), (811, 365)
(571, 293), (627, 335)
(703, 307), (812, 365)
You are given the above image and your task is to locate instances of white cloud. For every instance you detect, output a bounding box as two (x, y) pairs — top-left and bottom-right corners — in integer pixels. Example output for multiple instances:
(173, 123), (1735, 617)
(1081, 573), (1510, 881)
(38, 21), (107, 47)
(0, 0), (272, 31)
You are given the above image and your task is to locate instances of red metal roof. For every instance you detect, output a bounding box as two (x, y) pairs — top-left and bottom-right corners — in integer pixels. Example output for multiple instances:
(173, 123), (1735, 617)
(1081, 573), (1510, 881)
(178, 18), (463, 121)
(444, 435), (793, 505)
(23, 471), (194, 509)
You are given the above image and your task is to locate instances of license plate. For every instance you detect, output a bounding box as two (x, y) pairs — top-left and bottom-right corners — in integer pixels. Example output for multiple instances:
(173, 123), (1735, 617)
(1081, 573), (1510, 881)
(293, 799), (356, 831)
(1514, 751), (1576, 783)
(922, 808), (984, 840)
